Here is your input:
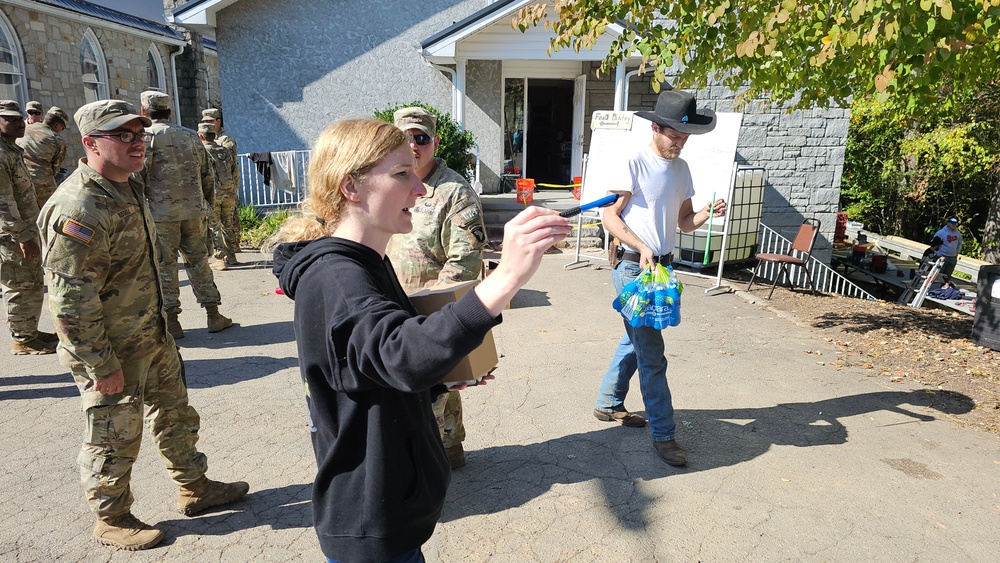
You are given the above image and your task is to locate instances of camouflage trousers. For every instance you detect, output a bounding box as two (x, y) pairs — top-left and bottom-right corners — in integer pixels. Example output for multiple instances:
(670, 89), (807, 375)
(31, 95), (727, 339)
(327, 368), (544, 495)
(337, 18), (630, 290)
(155, 217), (222, 314)
(210, 197), (239, 260)
(432, 389), (465, 448)
(0, 236), (45, 341)
(73, 343), (207, 519)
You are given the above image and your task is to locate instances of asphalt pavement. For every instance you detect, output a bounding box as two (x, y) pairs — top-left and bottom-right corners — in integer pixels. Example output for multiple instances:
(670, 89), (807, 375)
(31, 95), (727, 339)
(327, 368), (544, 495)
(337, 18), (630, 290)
(1, 250), (997, 562)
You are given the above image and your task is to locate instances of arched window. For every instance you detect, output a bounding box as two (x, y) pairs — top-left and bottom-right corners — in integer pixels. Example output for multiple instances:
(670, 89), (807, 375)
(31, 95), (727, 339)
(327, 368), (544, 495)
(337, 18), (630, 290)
(0, 11), (27, 104)
(80, 29), (109, 103)
(147, 45), (165, 92)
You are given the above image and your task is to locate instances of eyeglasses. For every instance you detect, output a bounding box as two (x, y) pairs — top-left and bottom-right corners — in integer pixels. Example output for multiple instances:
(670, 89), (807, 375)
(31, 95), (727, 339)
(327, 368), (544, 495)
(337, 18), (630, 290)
(411, 133), (433, 146)
(90, 131), (144, 143)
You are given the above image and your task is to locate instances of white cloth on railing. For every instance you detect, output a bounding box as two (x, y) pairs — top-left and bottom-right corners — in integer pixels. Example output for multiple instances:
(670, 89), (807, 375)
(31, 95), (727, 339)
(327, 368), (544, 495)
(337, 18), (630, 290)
(270, 151), (295, 198)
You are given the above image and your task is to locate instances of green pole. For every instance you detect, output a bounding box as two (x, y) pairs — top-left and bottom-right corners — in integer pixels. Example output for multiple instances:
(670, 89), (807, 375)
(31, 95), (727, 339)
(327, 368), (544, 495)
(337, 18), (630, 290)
(702, 192), (716, 266)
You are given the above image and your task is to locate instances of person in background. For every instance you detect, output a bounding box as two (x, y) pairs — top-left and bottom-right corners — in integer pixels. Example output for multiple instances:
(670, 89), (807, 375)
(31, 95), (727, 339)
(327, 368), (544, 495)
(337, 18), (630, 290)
(932, 217), (962, 284)
(0, 99), (56, 355)
(386, 106), (488, 469)
(140, 90), (232, 339)
(594, 89), (727, 467)
(270, 118), (570, 563)
(25, 101), (43, 125)
(37, 100), (248, 551)
(198, 122), (240, 270)
(202, 107), (241, 265)
(17, 106), (68, 207)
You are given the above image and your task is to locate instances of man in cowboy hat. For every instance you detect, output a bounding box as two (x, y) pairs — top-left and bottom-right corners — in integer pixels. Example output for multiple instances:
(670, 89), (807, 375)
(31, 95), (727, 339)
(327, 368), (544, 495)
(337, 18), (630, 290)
(593, 88), (727, 467)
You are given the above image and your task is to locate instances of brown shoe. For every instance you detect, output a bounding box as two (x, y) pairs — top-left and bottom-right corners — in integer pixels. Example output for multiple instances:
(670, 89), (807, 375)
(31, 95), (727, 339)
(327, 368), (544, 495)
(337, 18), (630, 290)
(209, 259), (228, 271)
(206, 306), (233, 333)
(166, 312), (184, 340)
(445, 444), (466, 470)
(653, 440), (687, 467)
(594, 409), (648, 428)
(93, 512), (164, 550)
(11, 335), (57, 355)
(177, 476), (249, 516)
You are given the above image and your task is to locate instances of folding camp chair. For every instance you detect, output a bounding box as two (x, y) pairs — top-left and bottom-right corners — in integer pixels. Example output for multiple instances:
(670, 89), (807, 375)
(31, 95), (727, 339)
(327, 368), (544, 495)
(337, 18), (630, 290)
(747, 218), (821, 299)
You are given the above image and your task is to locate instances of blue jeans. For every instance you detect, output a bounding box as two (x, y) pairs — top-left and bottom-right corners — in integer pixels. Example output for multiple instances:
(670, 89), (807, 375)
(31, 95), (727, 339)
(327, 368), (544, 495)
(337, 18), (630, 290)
(595, 260), (676, 441)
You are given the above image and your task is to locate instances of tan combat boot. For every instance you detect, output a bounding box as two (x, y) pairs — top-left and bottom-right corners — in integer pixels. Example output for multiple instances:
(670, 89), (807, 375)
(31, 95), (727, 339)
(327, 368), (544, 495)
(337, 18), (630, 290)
(177, 476), (250, 516)
(206, 306), (233, 333)
(166, 312), (184, 340)
(93, 512), (164, 550)
(209, 258), (228, 271)
(11, 334), (57, 355)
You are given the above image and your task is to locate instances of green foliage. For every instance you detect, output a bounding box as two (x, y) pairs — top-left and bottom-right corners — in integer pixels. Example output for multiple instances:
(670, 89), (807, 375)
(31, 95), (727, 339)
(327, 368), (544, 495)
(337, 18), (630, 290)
(515, 0), (1000, 117)
(374, 102), (477, 181)
(239, 205), (293, 249)
(840, 96), (999, 258)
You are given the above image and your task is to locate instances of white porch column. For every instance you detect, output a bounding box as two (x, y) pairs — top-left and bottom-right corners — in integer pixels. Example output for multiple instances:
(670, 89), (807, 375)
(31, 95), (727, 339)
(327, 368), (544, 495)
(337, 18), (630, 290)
(455, 58), (467, 130)
(613, 61), (627, 111)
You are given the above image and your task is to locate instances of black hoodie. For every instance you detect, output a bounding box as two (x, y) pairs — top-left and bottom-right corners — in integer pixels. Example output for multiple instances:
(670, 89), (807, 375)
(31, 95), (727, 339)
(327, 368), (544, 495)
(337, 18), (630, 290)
(273, 236), (499, 562)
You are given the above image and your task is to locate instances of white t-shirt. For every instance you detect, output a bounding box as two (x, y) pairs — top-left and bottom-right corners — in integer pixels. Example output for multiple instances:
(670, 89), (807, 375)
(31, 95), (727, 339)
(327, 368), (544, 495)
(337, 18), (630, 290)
(933, 225), (962, 257)
(605, 146), (695, 256)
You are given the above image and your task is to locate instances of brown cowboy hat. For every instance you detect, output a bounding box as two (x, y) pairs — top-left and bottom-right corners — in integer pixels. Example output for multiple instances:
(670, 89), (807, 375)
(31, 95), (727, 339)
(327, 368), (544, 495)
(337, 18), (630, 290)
(635, 89), (716, 135)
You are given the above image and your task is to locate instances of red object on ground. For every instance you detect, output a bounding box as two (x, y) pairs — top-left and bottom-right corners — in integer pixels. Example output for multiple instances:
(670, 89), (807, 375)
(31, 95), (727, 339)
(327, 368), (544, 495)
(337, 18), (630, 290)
(516, 178), (535, 205)
(275, 287), (284, 295)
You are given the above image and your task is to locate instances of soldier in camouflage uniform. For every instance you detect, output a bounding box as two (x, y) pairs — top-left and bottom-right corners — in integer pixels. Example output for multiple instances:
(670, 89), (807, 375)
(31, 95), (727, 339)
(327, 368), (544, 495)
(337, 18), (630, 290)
(0, 100), (57, 355)
(198, 122), (240, 270)
(24, 100), (43, 125)
(386, 107), (488, 470)
(202, 107), (241, 264)
(139, 91), (232, 339)
(17, 106), (68, 207)
(37, 100), (249, 551)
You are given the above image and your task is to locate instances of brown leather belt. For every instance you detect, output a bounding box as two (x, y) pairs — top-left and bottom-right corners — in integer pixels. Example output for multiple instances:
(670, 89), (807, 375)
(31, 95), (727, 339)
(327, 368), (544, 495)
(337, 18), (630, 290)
(620, 251), (673, 266)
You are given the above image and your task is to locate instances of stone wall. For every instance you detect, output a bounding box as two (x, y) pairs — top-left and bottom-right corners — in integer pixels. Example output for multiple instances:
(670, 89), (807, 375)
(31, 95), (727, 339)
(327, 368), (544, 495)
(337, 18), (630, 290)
(584, 62), (847, 256)
(1, 3), (218, 167)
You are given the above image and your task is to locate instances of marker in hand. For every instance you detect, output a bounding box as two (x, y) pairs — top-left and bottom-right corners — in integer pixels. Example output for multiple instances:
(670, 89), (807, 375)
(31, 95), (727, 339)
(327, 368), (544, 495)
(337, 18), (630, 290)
(559, 194), (620, 218)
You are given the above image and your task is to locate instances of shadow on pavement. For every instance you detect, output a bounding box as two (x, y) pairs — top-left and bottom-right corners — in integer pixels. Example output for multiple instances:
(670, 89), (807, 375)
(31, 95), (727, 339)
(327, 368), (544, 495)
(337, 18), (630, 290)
(177, 320), (296, 350)
(443, 389), (972, 529)
(182, 355), (299, 388)
(0, 384), (78, 401)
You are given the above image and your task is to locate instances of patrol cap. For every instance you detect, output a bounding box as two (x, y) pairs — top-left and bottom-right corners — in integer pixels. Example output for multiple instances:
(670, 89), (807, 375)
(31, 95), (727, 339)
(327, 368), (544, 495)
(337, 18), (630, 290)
(198, 122), (216, 135)
(140, 90), (171, 110)
(25, 101), (42, 114)
(948, 217), (958, 224)
(202, 108), (222, 121)
(0, 100), (23, 117)
(74, 100), (151, 136)
(393, 107), (436, 137)
(46, 106), (70, 127)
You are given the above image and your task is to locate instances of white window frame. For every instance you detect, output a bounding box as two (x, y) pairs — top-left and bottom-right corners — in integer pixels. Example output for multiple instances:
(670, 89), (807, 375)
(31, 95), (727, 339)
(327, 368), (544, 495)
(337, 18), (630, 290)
(80, 28), (109, 102)
(147, 44), (166, 92)
(0, 10), (28, 105)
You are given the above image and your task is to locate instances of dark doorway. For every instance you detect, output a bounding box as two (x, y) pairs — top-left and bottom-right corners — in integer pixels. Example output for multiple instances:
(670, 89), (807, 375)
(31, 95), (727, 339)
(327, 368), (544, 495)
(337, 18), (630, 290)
(525, 79), (573, 187)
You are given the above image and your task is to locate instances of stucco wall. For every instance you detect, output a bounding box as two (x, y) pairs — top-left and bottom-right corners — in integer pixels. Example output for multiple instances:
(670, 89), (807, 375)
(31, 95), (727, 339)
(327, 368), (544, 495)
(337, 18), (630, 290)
(584, 62), (848, 256)
(213, 0), (497, 158)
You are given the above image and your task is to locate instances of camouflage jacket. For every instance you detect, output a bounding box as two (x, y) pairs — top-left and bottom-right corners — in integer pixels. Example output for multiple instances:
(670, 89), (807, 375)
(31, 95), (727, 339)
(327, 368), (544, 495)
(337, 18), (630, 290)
(0, 136), (40, 243)
(38, 160), (166, 380)
(16, 122), (65, 192)
(387, 158), (487, 292)
(203, 140), (238, 201)
(141, 119), (213, 222)
(217, 127), (240, 195)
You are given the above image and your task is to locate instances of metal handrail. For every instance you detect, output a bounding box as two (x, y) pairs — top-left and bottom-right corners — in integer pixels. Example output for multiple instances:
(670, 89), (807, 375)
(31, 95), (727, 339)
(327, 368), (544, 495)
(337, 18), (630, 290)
(237, 150), (311, 209)
(755, 223), (877, 301)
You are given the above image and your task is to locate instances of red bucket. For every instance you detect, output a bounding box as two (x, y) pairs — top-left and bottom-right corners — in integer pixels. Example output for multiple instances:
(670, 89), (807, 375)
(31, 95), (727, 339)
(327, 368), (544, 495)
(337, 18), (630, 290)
(572, 176), (582, 201)
(516, 178), (535, 205)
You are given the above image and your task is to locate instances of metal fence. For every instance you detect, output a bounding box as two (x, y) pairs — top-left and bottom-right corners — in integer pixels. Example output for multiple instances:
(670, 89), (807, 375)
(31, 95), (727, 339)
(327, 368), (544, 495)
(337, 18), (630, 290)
(237, 150), (311, 209)
(754, 223), (877, 301)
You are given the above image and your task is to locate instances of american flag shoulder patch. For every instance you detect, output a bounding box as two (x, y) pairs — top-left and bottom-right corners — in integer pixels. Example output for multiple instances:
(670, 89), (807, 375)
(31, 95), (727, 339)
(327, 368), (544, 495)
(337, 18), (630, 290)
(61, 218), (96, 245)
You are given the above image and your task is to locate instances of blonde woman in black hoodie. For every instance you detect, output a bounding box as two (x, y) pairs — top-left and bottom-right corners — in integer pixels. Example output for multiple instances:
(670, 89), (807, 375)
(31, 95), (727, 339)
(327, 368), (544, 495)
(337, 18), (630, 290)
(269, 118), (570, 563)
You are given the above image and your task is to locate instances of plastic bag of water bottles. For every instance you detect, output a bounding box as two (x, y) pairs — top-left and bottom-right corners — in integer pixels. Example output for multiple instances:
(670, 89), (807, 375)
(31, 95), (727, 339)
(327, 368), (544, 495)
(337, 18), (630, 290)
(612, 264), (683, 329)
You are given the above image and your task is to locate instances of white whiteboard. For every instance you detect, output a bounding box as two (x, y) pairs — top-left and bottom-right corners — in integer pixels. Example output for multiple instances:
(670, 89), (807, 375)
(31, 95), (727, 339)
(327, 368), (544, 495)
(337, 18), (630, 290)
(581, 111), (743, 218)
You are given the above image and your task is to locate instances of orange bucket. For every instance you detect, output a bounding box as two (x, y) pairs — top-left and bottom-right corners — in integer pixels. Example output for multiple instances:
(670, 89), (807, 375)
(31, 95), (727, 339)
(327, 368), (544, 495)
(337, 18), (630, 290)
(516, 178), (535, 205)
(572, 176), (582, 200)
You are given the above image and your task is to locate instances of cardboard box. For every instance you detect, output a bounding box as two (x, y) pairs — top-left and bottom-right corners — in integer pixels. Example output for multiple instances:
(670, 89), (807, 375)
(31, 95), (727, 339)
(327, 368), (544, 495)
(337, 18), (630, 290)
(408, 280), (499, 383)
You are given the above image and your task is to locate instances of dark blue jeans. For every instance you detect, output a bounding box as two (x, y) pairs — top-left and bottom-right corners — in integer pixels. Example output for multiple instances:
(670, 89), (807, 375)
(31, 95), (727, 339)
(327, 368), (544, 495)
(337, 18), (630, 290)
(595, 260), (676, 441)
